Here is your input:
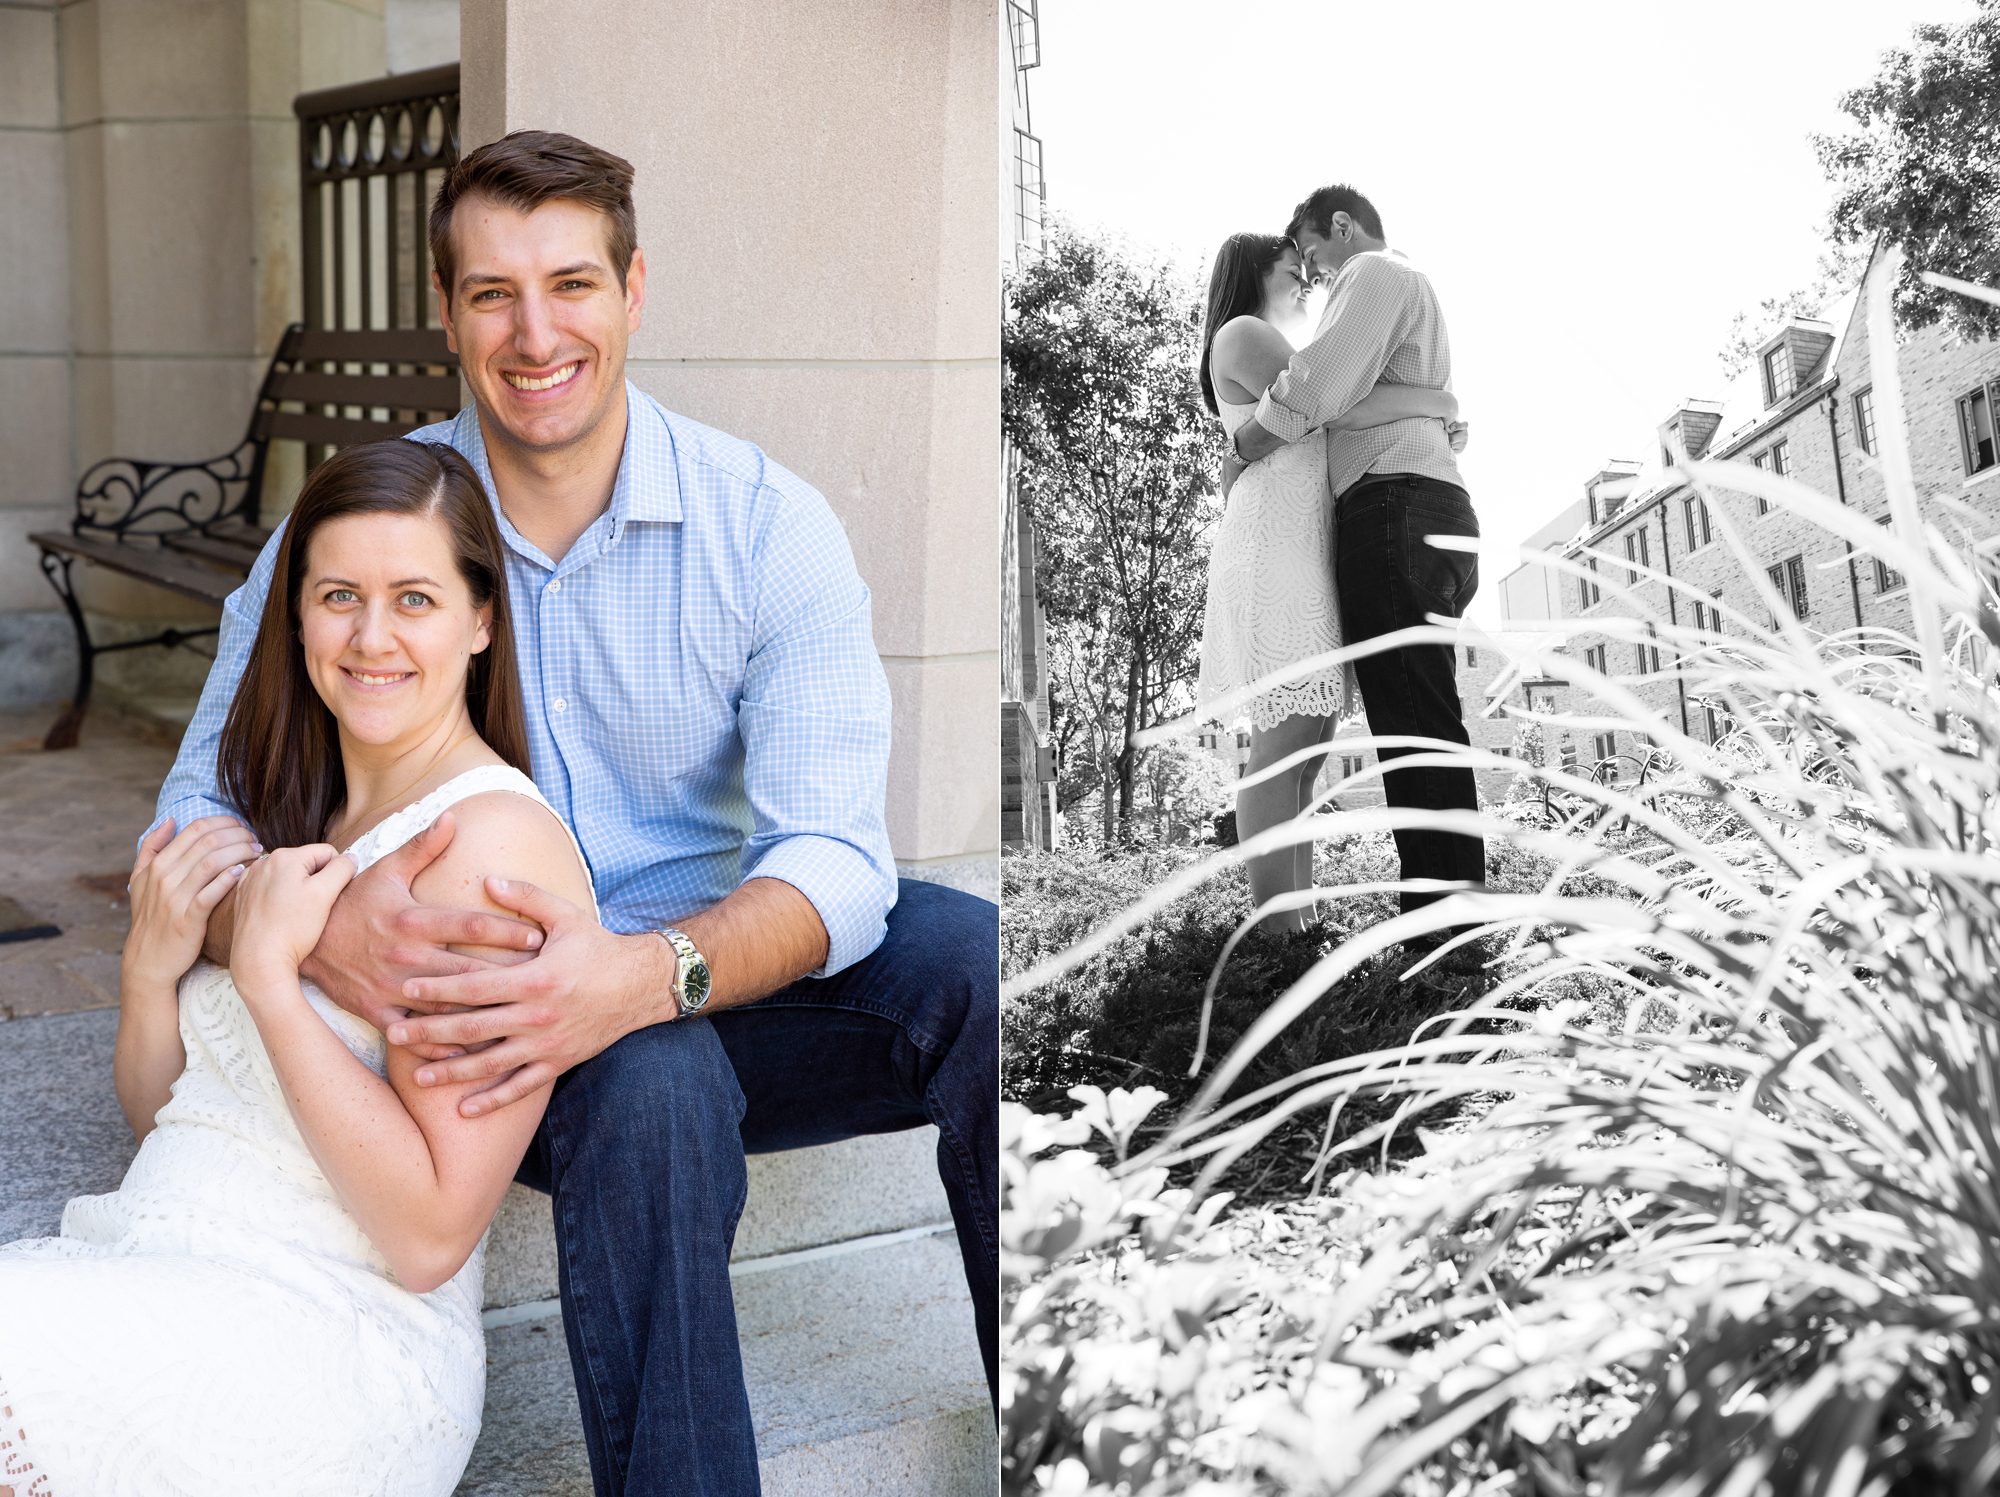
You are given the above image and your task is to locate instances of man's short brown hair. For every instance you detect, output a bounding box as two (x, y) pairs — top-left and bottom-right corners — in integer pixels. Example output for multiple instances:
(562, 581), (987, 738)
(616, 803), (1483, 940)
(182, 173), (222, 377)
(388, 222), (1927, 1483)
(429, 130), (638, 306)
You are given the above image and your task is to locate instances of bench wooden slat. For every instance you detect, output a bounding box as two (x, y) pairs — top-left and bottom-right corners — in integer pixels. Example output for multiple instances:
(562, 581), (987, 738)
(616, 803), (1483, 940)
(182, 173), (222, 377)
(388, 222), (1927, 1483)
(267, 370), (462, 411)
(290, 327), (455, 366)
(259, 410), (436, 446)
(161, 531), (264, 573)
(31, 531), (243, 607)
(205, 519), (274, 551)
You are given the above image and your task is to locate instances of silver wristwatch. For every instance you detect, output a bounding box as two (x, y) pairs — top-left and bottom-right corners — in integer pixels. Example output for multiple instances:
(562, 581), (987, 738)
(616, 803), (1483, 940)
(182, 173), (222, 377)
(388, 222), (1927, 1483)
(656, 926), (712, 1018)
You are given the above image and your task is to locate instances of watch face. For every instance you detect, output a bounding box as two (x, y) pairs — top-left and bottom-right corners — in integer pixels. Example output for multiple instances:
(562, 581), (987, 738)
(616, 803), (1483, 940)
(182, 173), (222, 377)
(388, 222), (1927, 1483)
(682, 958), (712, 1010)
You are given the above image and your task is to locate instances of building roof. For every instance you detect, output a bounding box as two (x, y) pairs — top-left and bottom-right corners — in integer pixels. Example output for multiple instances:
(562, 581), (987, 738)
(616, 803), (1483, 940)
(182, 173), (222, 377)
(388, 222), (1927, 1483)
(1559, 277), (1865, 556)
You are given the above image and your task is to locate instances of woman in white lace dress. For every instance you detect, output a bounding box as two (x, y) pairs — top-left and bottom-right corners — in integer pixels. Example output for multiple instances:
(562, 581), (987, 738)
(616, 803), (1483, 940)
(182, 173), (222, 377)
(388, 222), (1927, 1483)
(0, 440), (596, 1497)
(1196, 233), (1459, 935)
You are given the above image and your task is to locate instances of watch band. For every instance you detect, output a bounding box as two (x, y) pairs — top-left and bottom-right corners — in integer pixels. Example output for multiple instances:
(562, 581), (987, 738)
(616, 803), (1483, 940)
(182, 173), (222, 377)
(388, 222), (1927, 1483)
(655, 926), (711, 1017)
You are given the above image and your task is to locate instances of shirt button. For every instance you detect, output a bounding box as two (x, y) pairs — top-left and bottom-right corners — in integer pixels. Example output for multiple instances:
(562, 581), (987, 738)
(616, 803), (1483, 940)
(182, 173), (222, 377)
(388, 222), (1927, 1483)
(553, 697), (567, 713)
(546, 579), (562, 595)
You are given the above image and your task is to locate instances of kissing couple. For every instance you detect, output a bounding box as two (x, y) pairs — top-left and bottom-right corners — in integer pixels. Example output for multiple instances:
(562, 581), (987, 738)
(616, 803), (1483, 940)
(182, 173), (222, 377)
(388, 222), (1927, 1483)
(1196, 183), (1487, 942)
(0, 131), (996, 1497)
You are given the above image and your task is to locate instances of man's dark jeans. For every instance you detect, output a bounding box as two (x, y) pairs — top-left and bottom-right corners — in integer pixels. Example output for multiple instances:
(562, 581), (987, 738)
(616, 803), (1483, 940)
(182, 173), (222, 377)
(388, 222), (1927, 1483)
(513, 878), (998, 1497)
(1336, 473), (1485, 912)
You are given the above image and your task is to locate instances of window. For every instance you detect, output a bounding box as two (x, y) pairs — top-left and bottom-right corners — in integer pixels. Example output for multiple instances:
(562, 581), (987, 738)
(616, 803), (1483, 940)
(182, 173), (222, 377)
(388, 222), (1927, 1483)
(1584, 643), (1607, 675)
(1751, 450), (1771, 513)
(1763, 341), (1795, 406)
(1635, 642), (1660, 675)
(1013, 129), (1045, 253)
(1770, 438), (1791, 477)
(1578, 555), (1600, 609)
(1691, 597), (1723, 637)
(1621, 525), (1650, 583)
(1875, 514), (1903, 593)
(1661, 445), (1673, 469)
(1593, 731), (1617, 765)
(1007, 0), (1040, 69)
(1767, 554), (1808, 618)
(1197, 731), (1218, 750)
(1465, 646), (1478, 668)
(1853, 387), (1877, 455)
(1235, 729), (1251, 749)
(1340, 754), (1365, 779)
(1959, 383), (1997, 474)
(1683, 494), (1711, 551)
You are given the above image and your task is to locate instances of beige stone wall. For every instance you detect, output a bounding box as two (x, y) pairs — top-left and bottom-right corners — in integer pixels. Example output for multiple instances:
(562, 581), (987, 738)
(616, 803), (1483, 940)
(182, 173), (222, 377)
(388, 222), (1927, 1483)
(0, 0), (395, 705)
(0, 0), (76, 643)
(460, 0), (1000, 875)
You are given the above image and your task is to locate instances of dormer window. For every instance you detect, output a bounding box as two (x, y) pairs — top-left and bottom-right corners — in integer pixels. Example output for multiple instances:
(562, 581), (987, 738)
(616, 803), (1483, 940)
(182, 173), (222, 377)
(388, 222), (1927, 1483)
(1661, 445), (1672, 468)
(1763, 342), (1795, 407)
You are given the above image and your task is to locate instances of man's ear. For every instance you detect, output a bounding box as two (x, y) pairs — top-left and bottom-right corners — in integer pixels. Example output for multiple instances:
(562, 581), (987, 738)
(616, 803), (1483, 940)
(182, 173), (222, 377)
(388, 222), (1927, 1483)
(625, 246), (647, 334)
(433, 271), (458, 355)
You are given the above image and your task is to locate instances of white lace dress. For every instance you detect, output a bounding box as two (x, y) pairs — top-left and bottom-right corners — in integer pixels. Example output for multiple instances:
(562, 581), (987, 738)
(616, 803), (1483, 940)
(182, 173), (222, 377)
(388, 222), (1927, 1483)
(0, 765), (590, 1497)
(1196, 398), (1353, 731)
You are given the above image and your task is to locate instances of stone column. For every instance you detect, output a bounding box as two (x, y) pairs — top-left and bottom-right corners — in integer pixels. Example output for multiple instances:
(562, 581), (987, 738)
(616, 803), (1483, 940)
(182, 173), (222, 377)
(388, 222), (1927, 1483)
(0, 1), (77, 703)
(459, 0), (1000, 890)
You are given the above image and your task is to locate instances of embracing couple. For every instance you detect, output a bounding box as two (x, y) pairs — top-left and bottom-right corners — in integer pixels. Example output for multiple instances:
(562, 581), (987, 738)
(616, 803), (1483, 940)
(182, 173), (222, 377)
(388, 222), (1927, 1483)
(1196, 184), (1485, 939)
(0, 131), (995, 1497)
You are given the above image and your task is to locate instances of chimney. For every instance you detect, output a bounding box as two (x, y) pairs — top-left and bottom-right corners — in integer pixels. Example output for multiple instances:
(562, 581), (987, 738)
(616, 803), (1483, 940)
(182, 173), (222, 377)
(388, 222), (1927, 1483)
(1659, 398), (1726, 466)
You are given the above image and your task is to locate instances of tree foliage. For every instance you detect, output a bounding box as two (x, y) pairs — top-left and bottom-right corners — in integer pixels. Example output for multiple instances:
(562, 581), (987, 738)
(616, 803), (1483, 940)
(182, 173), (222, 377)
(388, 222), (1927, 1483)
(1003, 219), (1216, 843)
(1815, 0), (2000, 338)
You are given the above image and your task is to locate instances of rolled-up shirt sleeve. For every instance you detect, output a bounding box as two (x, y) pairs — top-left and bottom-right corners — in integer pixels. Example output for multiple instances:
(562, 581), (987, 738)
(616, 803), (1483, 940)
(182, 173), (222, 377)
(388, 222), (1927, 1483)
(1255, 254), (1412, 442)
(145, 521), (288, 851)
(733, 483), (897, 977)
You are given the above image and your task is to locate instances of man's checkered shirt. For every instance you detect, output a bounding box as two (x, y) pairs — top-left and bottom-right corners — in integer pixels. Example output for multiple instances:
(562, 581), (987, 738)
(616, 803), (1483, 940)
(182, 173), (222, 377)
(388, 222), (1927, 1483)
(151, 385), (897, 976)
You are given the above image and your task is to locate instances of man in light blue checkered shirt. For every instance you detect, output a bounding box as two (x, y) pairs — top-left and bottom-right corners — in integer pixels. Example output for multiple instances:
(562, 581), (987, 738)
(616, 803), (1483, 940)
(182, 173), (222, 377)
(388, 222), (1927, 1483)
(153, 131), (995, 1495)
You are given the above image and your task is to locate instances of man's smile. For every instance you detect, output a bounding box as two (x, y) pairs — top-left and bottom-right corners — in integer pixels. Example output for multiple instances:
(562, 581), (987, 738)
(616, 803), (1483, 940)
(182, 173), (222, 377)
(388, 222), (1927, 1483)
(503, 361), (583, 392)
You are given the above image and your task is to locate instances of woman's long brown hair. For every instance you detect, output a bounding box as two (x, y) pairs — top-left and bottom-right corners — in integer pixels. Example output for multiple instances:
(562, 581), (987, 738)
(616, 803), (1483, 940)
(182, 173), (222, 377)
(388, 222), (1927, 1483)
(217, 441), (530, 848)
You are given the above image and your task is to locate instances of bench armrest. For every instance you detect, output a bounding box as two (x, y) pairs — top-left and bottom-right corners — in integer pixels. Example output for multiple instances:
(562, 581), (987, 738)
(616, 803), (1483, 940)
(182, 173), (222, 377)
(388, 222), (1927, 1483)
(75, 438), (264, 539)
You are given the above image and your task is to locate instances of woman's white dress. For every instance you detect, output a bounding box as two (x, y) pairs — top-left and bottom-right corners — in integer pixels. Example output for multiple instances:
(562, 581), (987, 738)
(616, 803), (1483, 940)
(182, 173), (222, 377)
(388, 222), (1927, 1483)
(0, 765), (590, 1497)
(1196, 397), (1352, 732)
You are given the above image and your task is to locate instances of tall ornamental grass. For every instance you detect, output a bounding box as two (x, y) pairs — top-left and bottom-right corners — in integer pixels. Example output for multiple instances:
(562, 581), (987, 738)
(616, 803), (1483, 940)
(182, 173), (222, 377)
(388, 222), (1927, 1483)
(1003, 253), (2000, 1495)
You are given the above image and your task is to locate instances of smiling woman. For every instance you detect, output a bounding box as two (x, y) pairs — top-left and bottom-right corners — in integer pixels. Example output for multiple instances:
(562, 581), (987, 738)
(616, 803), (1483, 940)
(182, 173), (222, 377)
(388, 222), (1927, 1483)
(219, 441), (531, 850)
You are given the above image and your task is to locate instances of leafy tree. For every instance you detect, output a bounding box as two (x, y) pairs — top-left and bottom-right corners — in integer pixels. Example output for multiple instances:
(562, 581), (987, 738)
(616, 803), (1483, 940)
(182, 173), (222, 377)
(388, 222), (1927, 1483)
(1814, 0), (2000, 338)
(1004, 220), (1216, 843)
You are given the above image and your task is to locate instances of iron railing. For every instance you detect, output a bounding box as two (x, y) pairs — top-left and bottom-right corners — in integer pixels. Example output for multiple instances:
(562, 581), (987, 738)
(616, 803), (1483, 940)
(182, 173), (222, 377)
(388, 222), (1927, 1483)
(296, 63), (460, 337)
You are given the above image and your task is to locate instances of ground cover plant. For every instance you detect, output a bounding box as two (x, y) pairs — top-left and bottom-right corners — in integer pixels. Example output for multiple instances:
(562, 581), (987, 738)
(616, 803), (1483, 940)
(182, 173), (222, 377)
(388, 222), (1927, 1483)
(1002, 256), (2000, 1495)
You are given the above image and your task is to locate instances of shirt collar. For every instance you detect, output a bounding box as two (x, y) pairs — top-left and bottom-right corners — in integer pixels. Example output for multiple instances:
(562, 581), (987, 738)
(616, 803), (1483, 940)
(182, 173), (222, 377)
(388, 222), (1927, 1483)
(446, 383), (682, 571)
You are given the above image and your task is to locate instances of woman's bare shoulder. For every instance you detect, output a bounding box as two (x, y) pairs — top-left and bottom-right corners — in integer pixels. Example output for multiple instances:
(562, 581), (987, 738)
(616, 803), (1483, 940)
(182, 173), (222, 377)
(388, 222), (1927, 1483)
(408, 787), (593, 913)
(1211, 314), (1285, 354)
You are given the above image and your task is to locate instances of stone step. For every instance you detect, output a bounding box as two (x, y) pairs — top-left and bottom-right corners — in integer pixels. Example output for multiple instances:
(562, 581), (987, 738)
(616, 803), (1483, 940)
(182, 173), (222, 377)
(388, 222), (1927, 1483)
(460, 1233), (994, 1495)
(0, 1008), (991, 1491)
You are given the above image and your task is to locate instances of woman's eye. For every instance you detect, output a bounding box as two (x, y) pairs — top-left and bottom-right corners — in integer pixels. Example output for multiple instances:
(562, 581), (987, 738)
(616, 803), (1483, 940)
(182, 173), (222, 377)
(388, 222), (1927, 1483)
(327, 588), (357, 604)
(400, 592), (432, 608)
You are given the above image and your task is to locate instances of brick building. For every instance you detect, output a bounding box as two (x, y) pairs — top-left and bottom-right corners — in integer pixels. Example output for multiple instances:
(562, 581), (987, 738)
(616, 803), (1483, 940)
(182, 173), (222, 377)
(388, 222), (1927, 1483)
(1499, 239), (2000, 761)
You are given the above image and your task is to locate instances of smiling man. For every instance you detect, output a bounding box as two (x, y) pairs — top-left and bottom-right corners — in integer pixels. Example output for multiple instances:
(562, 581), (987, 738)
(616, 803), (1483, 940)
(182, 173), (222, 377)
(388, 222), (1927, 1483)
(150, 132), (997, 1497)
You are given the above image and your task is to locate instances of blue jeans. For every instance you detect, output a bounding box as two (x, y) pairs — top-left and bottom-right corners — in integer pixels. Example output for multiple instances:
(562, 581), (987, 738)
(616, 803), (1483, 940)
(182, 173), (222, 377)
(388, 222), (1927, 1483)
(514, 878), (998, 1497)
(1335, 474), (1486, 911)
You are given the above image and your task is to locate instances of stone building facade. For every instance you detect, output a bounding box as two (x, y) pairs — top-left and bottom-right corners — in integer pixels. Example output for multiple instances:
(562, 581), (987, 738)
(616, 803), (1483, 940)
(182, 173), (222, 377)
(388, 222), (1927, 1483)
(1498, 240), (2000, 774)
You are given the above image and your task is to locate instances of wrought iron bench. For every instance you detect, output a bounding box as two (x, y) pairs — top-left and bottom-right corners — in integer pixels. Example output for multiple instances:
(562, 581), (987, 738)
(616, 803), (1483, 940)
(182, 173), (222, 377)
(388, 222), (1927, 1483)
(29, 324), (460, 749)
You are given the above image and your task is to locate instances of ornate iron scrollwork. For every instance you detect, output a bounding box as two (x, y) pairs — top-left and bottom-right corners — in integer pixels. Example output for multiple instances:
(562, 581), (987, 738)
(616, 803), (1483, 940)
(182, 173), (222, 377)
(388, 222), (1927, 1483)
(72, 440), (262, 539)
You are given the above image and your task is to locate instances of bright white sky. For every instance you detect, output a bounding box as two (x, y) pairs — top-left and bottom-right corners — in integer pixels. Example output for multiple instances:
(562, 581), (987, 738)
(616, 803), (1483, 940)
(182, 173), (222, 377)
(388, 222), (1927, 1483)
(1030, 0), (1975, 624)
